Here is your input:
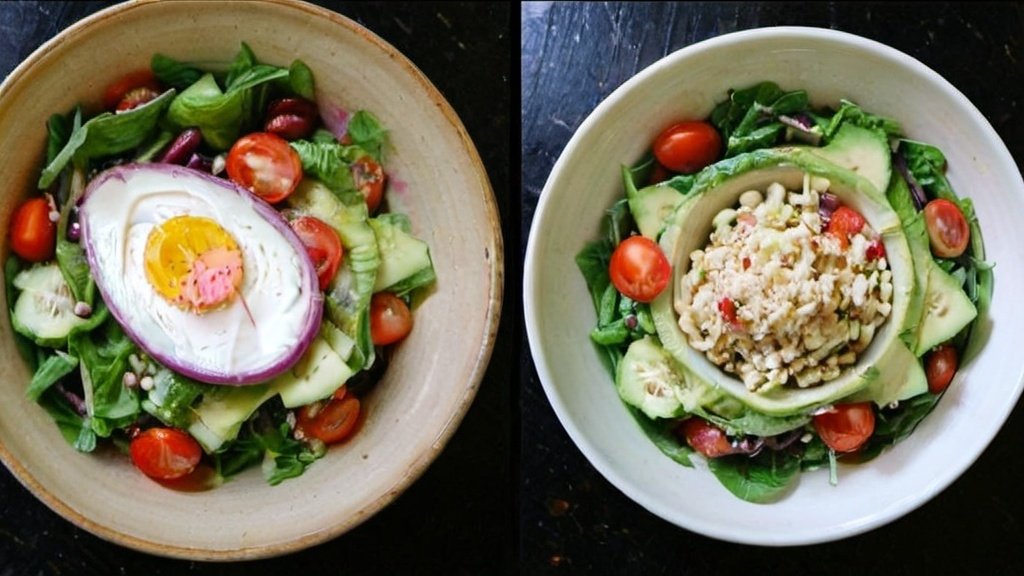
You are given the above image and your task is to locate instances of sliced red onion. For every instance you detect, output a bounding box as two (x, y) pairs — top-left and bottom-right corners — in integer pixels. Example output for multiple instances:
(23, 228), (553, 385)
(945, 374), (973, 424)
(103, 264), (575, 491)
(733, 437), (765, 456)
(763, 429), (804, 451)
(184, 153), (213, 173)
(819, 191), (841, 223)
(893, 148), (928, 210)
(779, 114), (822, 145)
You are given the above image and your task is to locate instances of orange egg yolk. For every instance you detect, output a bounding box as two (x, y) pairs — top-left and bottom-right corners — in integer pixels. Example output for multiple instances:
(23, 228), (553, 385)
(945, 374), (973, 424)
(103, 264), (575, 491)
(144, 215), (244, 313)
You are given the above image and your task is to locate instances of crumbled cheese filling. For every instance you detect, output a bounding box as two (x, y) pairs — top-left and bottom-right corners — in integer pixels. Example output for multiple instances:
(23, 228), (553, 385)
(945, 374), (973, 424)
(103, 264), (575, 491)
(677, 175), (893, 393)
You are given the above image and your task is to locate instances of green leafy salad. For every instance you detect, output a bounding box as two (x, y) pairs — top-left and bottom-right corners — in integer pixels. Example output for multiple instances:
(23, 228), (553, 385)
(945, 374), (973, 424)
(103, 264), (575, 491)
(5, 43), (435, 487)
(577, 81), (992, 503)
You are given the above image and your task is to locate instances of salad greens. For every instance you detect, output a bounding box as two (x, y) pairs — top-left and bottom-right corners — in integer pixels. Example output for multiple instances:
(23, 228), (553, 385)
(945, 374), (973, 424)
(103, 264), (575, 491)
(7, 43), (436, 487)
(578, 81), (992, 503)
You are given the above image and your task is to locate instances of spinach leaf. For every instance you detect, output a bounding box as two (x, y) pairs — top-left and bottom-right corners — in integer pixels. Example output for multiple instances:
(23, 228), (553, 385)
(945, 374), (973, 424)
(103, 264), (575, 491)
(46, 112), (71, 165)
(166, 73), (247, 150)
(696, 407), (810, 438)
(824, 100), (901, 140)
(214, 416), (324, 485)
(69, 317), (140, 437)
(37, 388), (97, 452)
(224, 64), (289, 93)
(859, 392), (942, 460)
(345, 110), (388, 161)
(629, 408), (694, 467)
(710, 81), (809, 156)
(38, 90), (176, 188)
(707, 449), (801, 503)
(55, 168), (95, 305)
(151, 53), (204, 90)
(25, 351), (79, 401)
(288, 59), (316, 100)
(225, 42), (257, 88)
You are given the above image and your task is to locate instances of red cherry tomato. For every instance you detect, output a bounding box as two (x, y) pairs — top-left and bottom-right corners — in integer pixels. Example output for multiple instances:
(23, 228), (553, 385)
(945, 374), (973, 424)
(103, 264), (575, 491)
(351, 156), (386, 213)
(608, 235), (671, 303)
(296, 395), (361, 445)
(289, 215), (343, 290)
(866, 239), (887, 261)
(718, 297), (738, 324)
(369, 292), (413, 346)
(826, 206), (866, 250)
(129, 427), (203, 481)
(813, 402), (876, 453)
(923, 199), (970, 258)
(103, 69), (162, 112)
(226, 132), (303, 204)
(652, 121), (722, 174)
(680, 418), (738, 458)
(9, 198), (56, 262)
(926, 344), (959, 394)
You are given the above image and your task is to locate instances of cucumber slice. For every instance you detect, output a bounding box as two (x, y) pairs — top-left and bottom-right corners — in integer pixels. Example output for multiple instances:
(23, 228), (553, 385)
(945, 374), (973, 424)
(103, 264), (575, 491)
(616, 336), (685, 420)
(11, 263), (89, 347)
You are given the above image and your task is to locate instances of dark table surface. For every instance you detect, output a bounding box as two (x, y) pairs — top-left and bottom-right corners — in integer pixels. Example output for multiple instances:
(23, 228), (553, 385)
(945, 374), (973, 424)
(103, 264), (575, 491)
(521, 2), (1024, 575)
(0, 1), (512, 574)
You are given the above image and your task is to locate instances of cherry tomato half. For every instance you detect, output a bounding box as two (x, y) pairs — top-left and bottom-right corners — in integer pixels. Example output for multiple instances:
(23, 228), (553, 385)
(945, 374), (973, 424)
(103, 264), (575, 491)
(923, 199), (970, 259)
(926, 344), (959, 394)
(679, 418), (738, 458)
(290, 215), (343, 290)
(296, 394), (361, 445)
(103, 69), (162, 112)
(826, 205), (866, 251)
(226, 132), (303, 204)
(9, 198), (56, 262)
(608, 235), (671, 303)
(351, 156), (386, 213)
(813, 402), (876, 453)
(652, 121), (722, 174)
(129, 427), (203, 481)
(369, 292), (413, 346)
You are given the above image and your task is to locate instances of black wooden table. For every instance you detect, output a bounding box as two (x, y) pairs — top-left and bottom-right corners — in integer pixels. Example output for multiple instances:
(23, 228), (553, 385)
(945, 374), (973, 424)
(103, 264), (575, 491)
(0, 2), (512, 574)
(521, 3), (1024, 575)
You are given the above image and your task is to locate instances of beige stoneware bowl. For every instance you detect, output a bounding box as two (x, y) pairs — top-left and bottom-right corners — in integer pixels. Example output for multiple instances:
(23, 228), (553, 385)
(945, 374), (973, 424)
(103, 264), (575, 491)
(0, 0), (502, 560)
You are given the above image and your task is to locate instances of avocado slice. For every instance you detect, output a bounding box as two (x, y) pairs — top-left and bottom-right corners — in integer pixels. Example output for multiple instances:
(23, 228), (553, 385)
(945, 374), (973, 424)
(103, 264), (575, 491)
(803, 123), (893, 195)
(846, 340), (928, 407)
(883, 169), (977, 356)
(651, 149), (914, 417)
(913, 258), (978, 355)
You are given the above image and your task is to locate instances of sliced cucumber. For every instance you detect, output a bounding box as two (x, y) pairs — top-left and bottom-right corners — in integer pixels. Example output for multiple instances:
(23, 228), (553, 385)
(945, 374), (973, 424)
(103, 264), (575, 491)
(272, 334), (354, 408)
(11, 263), (89, 347)
(370, 215), (435, 295)
(616, 336), (685, 420)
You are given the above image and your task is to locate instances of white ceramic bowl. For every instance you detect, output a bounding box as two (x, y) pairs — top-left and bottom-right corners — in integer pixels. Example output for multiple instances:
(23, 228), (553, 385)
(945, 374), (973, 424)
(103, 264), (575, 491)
(524, 26), (1024, 545)
(0, 0), (502, 560)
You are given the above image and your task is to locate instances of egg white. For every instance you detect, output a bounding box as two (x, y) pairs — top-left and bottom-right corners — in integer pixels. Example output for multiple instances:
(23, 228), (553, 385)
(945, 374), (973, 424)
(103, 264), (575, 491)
(79, 165), (320, 384)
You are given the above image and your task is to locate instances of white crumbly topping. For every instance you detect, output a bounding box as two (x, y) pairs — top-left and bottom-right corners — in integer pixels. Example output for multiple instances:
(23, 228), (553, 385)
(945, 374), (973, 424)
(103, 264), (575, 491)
(677, 175), (893, 393)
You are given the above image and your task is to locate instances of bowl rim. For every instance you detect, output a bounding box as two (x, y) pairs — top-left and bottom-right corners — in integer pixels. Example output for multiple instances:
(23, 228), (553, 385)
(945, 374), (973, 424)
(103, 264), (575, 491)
(524, 24), (1024, 546)
(0, 0), (504, 561)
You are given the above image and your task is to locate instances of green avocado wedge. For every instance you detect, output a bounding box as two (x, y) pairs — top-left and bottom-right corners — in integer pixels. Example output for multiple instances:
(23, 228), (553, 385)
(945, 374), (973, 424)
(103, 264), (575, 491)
(650, 149), (914, 417)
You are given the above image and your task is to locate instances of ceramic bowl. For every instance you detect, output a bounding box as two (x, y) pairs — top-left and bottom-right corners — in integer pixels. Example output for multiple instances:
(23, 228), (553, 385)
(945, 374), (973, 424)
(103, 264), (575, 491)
(524, 26), (1024, 545)
(0, 0), (502, 560)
